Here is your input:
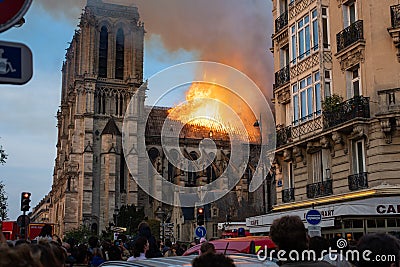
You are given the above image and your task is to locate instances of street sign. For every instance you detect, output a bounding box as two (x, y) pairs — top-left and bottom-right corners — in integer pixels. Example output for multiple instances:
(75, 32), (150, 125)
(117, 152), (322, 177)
(195, 226), (206, 238)
(0, 41), (33, 85)
(0, 0), (32, 33)
(306, 209), (322, 225)
(16, 214), (30, 227)
(308, 225), (322, 237)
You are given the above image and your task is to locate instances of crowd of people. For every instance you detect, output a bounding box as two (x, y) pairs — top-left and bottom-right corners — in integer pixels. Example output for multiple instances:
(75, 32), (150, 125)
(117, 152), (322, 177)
(1, 216), (399, 267)
(269, 215), (400, 267)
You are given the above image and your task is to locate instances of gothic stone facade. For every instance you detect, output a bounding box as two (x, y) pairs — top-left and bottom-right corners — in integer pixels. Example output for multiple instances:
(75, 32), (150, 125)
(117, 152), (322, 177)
(49, 0), (145, 235)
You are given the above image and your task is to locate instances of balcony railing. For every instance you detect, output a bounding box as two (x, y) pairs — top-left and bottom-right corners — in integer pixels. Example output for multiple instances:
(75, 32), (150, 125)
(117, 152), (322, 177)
(391, 4), (400, 28)
(275, 11), (288, 33)
(307, 179), (333, 198)
(276, 125), (292, 147)
(348, 172), (368, 191)
(336, 20), (364, 53)
(274, 65), (290, 89)
(292, 113), (323, 138)
(323, 96), (370, 129)
(282, 188), (295, 203)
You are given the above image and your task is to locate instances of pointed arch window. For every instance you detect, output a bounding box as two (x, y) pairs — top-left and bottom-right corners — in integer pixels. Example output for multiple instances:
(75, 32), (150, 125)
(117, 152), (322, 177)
(99, 26), (108, 78)
(115, 28), (125, 80)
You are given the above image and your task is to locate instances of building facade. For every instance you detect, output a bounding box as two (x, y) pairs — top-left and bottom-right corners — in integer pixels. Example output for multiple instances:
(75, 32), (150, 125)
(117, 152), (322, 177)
(44, 0), (265, 239)
(49, 0), (146, 235)
(247, 0), (400, 241)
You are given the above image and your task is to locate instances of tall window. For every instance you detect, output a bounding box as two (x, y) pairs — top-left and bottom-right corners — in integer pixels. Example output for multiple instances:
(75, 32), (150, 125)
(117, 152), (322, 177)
(324, 70), (332, 97)
(287, 162), (294, 188)
(291, 25), (297, 64)
(352, 139), (365, 174)
(292, 72), (321, 124)
(346, 64), (361, 98)
(280, 46), (290, 68)
(343, 1), (357, 27)
(115, 28), (124, 80)
(290, 9), (319, 64)
(311, 151), (323, 183)
(98, 26), (108, 78)
(322, 7), (330, 49)
(120, 154), (126, 192)
(312, 9), (318, 50)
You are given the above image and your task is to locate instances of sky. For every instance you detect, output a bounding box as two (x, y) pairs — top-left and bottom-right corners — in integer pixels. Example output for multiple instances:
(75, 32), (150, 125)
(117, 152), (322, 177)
(0, 0), (273, 220)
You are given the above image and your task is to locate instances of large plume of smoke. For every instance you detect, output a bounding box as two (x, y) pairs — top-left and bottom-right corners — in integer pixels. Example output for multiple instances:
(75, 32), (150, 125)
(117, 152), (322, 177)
(35, 0), (273, 97)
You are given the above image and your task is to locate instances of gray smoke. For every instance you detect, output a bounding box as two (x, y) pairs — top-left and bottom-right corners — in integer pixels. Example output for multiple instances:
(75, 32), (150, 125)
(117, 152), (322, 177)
(34, 0), (273, 97)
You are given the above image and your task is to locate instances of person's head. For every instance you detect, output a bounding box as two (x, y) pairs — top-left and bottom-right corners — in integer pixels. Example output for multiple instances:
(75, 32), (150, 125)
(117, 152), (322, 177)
(138, 221), (152, 238)
(308, 236), (329, 256)
(200, 242), (216, 255)
(0, 245), (42, 267)
(357, 233), (400, 267)
(165, 239), (173, 248)
(192, 252), (236, 267)
(39, 224), (53, 237)
(270, 215), (308, 253)
(134, 236), (149, 257)
(88, 236), (99, 248)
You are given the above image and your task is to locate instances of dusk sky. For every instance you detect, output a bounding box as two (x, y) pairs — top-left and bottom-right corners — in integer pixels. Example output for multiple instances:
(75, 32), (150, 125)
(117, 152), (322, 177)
(0, 0), (273, 220)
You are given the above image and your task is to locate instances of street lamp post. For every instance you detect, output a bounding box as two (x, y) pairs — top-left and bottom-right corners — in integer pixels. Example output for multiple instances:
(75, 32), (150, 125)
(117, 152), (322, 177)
(254, 114), (267, 213)
(156, 206), (165, 243)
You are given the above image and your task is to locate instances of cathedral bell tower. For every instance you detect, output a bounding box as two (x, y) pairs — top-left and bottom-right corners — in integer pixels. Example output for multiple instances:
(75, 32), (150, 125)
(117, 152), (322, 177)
(50, 0), (146, 235)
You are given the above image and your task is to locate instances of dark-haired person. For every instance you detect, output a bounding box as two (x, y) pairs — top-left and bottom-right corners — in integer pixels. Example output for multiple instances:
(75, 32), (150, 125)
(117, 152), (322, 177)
(357, 233), (400, 267)
(127, 236), (149, 261)
(131, 221), (162, 258)
(200, 242), (216, 255)
(270, 215), (334, 267)
(192, 252), (236, 267)
(35, 224), (53, 242)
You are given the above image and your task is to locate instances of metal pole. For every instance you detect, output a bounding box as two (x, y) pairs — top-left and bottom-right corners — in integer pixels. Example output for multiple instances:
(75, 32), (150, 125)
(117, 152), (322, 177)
(21, 211), (26, 239)
(260, 113), (267, 213)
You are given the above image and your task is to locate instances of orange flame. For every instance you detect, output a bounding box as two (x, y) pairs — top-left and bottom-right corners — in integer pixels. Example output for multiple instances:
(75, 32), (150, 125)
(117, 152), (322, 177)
(168, 82), (259, 142)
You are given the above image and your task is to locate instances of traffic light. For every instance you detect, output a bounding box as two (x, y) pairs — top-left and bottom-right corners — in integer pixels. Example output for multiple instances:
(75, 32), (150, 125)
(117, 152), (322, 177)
(197, 207), (204, 226)
(21, 192), (31, 212)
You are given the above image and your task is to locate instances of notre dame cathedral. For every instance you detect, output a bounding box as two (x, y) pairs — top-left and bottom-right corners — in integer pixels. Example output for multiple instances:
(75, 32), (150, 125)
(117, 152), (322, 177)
(47, 0), (271, 241)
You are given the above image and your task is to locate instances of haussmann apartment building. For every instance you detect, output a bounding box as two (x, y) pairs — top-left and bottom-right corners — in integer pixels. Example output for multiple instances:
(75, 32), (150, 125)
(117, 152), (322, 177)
(247, 0), (400, 242)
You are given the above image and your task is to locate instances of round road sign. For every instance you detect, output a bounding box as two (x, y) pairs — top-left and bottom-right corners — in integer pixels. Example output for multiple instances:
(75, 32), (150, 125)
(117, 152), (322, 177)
(306, 209), (322, 225)
(0, 0), (32, 33)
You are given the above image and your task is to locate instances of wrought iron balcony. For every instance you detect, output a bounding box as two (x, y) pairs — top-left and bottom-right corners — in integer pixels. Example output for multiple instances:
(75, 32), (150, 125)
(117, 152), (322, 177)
(348, 172), (368, 191)
(275, 11), (288, 33)
(274, 65), (290, 89)
(307, 179), (333, 198)
(391, 4), (400, 28)
(282, 188), (295, 203)
(323, 96), (370, 129)
(336, 20), (364, 53)
(292, 113), (323, 138)
(276, 125), (292, 147)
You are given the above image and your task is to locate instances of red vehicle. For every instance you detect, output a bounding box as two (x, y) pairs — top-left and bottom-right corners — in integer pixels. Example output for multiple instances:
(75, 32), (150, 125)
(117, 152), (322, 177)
(221, 228), (252, 238)
(183, 236), (276, 256)
(1, 221), (19, 240)
(1, 221), (54, 240)
(28, 223), (54, 240)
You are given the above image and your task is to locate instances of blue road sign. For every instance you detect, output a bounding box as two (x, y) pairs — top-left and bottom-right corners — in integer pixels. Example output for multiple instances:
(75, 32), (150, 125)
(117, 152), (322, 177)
(195, 226), (207, 238)
(0, 40), (32, 85)
(306, 209), (322, 225)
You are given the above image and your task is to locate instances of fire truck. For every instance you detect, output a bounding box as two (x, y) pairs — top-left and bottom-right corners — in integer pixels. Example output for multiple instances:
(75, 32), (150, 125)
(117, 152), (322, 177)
(1, 221), (54, 240)
(218, 222), (251, 238)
